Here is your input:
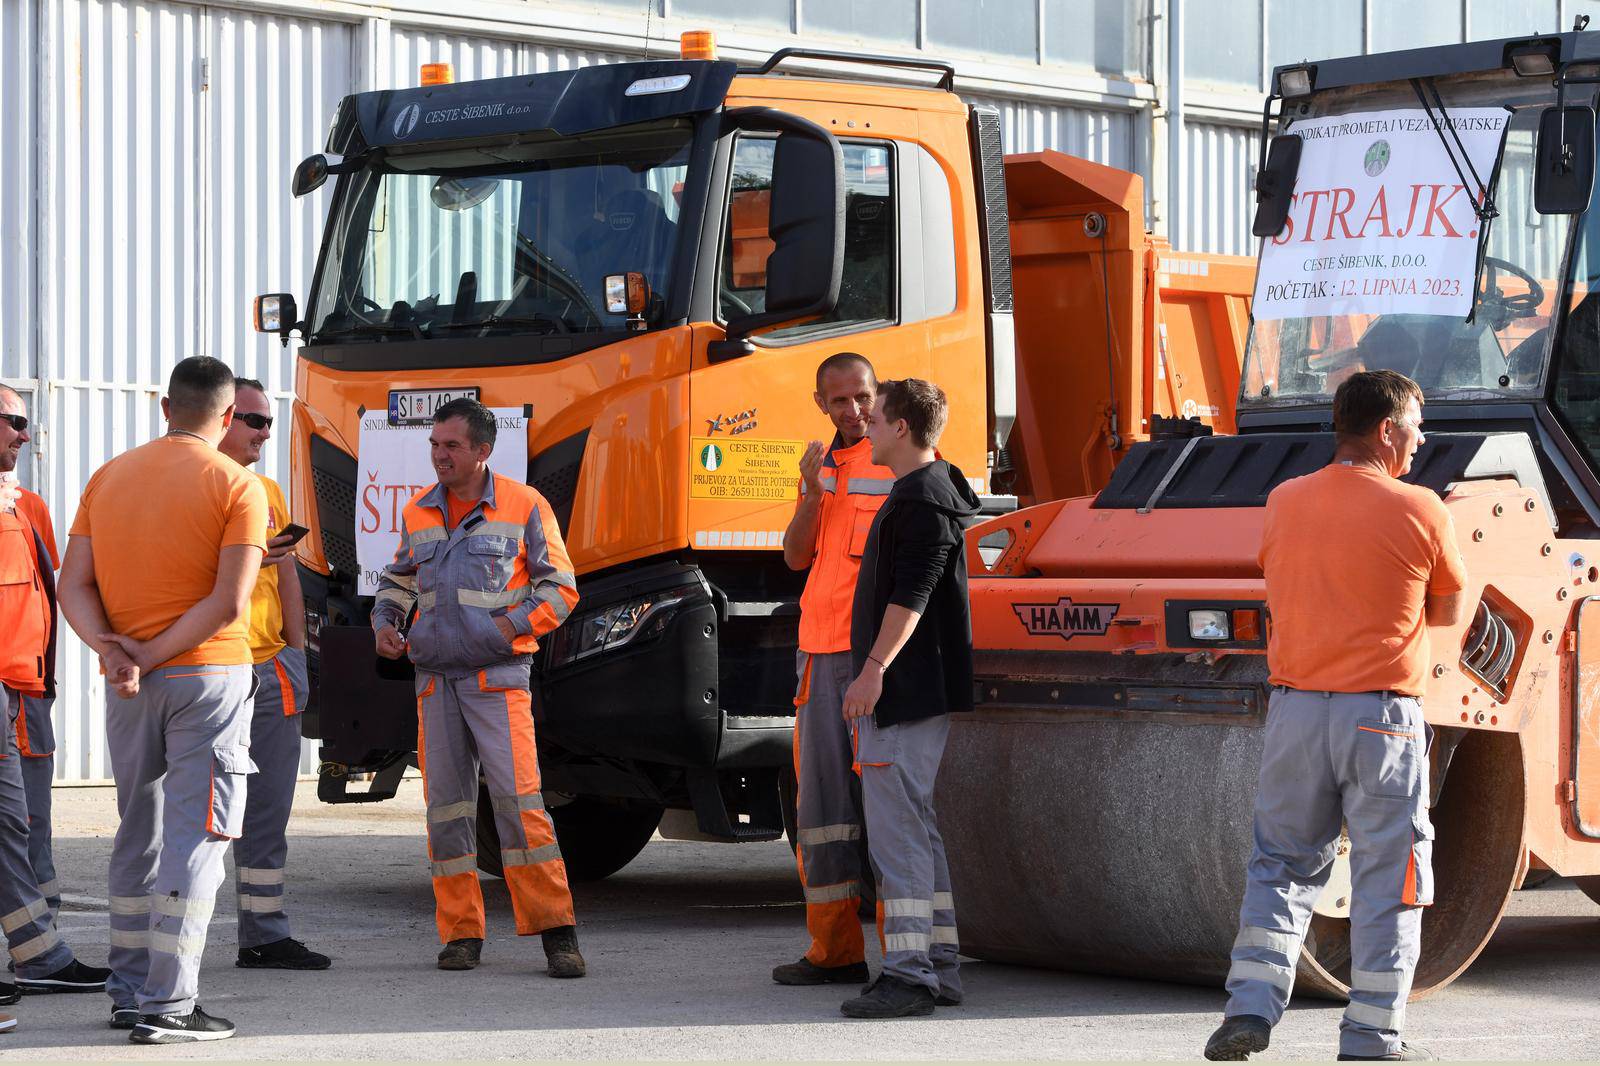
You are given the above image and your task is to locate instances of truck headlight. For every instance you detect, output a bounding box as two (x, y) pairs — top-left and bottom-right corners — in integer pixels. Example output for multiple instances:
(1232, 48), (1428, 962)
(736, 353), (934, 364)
(544, 592), (689, 668)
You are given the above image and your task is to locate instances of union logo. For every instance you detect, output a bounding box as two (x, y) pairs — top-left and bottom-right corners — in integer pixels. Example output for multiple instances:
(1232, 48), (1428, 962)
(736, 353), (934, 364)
(1364, 139), (1391, 177)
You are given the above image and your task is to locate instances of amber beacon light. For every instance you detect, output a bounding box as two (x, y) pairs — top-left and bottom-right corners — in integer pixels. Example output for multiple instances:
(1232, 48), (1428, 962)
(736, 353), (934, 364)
(679, 30), (717, 61)
(420, 63), (455, 86)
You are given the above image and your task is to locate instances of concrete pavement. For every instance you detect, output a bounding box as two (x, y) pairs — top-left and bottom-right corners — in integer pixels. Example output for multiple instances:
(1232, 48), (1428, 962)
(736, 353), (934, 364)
(6, 780), (1599, 1060)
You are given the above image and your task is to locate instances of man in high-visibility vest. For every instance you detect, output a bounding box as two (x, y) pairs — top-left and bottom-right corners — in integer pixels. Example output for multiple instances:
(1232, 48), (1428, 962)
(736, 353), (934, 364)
(771, 353), (895, 989)
(216, 378), (330, 971)
(373, 398), (584, 977)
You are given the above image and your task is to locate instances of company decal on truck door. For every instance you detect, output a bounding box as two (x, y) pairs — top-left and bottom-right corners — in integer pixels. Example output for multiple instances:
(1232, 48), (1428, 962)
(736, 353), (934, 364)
(1013, 597), (1120, 641)
(689, 436), (804, 501)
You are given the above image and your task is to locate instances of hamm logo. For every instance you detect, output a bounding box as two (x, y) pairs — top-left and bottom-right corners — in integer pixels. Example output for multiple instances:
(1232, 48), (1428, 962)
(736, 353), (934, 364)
(1013, 598), (1119, 641)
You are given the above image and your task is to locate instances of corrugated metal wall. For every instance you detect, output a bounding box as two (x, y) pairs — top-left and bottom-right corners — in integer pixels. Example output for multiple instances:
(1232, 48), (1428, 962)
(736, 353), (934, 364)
(11, 2), (1253, 781)
(1182, 119), (1260, 258)
(28, 0), (349, 780)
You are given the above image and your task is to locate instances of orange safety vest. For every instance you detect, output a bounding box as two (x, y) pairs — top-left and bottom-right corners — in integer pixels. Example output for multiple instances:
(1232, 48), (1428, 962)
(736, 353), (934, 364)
(0, 502), (53, 697)
(797, 435), (896, 654)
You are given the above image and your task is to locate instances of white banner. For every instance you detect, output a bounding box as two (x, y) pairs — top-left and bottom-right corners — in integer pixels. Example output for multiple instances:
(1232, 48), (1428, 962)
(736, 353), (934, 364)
(355, 408), (528, 594)
(1252, 108), (1510, 321)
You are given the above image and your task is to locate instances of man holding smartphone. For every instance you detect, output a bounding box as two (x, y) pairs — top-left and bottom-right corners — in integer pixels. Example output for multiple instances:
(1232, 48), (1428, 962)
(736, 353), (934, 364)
(216, 379), (330, 972)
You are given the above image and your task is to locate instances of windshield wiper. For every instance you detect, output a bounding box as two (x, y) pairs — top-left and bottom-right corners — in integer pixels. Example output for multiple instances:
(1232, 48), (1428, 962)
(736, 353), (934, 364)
(435, 312), (573, 336)
(312, 320), (428, 343)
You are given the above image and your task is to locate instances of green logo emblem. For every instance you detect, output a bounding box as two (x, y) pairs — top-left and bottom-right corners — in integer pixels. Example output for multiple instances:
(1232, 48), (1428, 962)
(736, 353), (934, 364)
(1364, 139), (1391, 177)
(699, 443), (724, 471)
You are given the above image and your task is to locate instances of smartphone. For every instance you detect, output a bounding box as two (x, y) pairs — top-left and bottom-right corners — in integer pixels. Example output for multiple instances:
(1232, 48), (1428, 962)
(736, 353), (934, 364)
(275, 523), (311, 545)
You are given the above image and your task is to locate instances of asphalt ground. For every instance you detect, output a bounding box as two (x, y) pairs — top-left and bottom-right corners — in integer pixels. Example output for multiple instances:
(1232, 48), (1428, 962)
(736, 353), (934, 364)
(6, 780), (1599, 1060)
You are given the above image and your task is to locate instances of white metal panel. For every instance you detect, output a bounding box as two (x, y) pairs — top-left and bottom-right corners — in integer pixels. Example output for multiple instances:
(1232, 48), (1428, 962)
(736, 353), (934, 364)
(1, 0), (38, 384)
(38, 0), (207, 781)
(965, 92), (1137, 170)
(1182, 119), (1259, 257)
(381, 22), (524, 89)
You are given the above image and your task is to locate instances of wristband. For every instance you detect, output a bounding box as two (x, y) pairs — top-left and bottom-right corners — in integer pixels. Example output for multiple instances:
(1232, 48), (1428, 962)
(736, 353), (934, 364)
(867, 655), (887, 671)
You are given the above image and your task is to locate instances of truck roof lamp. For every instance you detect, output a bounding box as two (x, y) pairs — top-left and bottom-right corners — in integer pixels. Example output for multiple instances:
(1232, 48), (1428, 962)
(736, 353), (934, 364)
(1508, 41), (1559, 77)
(1277, 65), (1313, 98)
(420, 63), (455, 86)
(680, 30), (717, 61)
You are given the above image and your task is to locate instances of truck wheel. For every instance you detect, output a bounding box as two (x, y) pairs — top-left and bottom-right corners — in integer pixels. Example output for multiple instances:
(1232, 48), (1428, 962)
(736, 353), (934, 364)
(474, 787), (662, 881)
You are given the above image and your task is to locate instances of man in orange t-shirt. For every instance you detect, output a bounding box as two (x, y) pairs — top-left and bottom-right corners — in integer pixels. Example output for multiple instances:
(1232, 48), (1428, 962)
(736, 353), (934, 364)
(59, 357), (267, 1044)
(1205, 371), (1466, 1063)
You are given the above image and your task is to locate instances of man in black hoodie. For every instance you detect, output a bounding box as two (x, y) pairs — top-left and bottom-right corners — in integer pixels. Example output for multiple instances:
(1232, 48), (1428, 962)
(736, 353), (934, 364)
(837, 378), (979, 1020)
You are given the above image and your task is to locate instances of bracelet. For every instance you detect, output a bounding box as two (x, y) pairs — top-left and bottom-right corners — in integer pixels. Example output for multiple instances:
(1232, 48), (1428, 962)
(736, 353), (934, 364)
(866, 655), (887, 671)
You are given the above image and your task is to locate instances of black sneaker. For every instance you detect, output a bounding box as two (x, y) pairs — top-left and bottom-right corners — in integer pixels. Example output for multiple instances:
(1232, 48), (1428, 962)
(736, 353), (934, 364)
(1205, 1014), (1272, 1060)
(110, 1007), (139, 1030)
(237, 938), (332, 971)
(437, 938), (483, 971)
(129, 1005), (236, 1044)
(18, 960), (111, 994)
(839, 974), (936, 1019)
(0, 984), (15, 1007)
(774, 957), (870, 986)
(1339, 1044), (1437, 1061)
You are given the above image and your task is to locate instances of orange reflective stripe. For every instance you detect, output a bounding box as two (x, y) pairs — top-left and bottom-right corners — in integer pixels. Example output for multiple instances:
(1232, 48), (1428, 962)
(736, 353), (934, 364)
(793, 653), (813, 709)
(272, 656), (295, 717)
(1402, 838), (1419, 906)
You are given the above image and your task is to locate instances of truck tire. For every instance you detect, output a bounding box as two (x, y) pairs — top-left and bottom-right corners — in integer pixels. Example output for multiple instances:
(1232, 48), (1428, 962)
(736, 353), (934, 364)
(474, 786), (662, 882)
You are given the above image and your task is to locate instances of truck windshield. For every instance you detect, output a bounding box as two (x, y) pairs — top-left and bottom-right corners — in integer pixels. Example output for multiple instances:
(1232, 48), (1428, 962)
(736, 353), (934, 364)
(1242, 82), (1579, 408)
(309, 120), (693, 341)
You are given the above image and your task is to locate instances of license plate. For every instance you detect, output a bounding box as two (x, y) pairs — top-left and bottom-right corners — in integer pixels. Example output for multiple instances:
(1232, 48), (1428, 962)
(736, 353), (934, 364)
(388, 387), (480, 426)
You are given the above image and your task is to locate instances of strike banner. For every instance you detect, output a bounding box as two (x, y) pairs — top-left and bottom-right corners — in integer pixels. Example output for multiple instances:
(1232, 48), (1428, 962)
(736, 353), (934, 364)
(355, 408), (528, 594)
(1252, 108), (1510, 321)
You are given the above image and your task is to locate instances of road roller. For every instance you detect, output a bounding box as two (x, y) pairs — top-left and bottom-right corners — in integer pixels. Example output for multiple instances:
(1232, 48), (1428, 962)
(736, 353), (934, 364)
(949, 27), (1600, 1000)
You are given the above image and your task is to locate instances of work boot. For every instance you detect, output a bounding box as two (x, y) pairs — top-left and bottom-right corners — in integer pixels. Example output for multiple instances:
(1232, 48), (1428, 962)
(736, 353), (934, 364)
(238, 937), (333, 970)
(1204, 1014), (1272, 1060)
(129, 1005), (235, 1044)
(19, 959), (112, 993)
(541, 925), (586, 978)
(773, 957), (870, 986)
(437, 937), (483, 971)
(839, 974), (936, 1019)
(857, 972), (960, 1006)
(1338, 1044), (1437, 1061)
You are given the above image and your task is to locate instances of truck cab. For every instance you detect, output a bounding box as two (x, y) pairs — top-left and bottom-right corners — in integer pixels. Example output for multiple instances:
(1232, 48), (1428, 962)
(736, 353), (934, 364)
(266, 40), (1013, 876)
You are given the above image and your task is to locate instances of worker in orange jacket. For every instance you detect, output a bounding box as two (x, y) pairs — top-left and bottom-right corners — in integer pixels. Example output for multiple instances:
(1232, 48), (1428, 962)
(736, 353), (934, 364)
(771, 353), (895, 987)
(373, 398), (583, 977)
(0, 385), (110, 1027)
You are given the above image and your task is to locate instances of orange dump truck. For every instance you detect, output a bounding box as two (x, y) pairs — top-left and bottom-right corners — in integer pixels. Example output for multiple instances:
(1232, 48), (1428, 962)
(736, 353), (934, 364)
(256, 38), (1252, 878)
(949, 28), (1600, 998)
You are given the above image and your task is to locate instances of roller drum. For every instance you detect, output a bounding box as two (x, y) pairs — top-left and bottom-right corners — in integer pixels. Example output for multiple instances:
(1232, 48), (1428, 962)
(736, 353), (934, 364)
(939, 652), (1525, 999)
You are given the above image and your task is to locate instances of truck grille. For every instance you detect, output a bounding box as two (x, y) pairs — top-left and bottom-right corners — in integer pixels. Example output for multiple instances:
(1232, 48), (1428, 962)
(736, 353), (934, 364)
(310, 435), (360, 579)
(528, 429), (587, 536)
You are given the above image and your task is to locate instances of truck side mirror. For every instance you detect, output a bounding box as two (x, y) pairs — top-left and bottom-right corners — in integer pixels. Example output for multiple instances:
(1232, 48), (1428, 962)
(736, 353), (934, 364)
(1252, 134), (1303, 238)
(292, 153), (348, 198)
(1535, 106), (1596, 215)
(254, 293), (299, 346)
(718, 108), (844, 345)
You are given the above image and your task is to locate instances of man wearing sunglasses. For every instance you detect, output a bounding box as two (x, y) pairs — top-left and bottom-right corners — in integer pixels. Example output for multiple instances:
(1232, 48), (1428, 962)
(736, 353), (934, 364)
(215, 380), (331, 973)
(0, 386), (113, 1031)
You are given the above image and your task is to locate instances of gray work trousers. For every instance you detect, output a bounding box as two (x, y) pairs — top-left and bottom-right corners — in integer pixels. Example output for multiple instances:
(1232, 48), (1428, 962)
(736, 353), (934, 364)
(793, 651), (872, 967)
(0, 685), (73, 979)
(854, 711), (961, 1000)
(106, 665), (255, 1016)
(20, 695), (61, 925)
(1224, 688), (1434, 1059)
(233, 647), (308, 948)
